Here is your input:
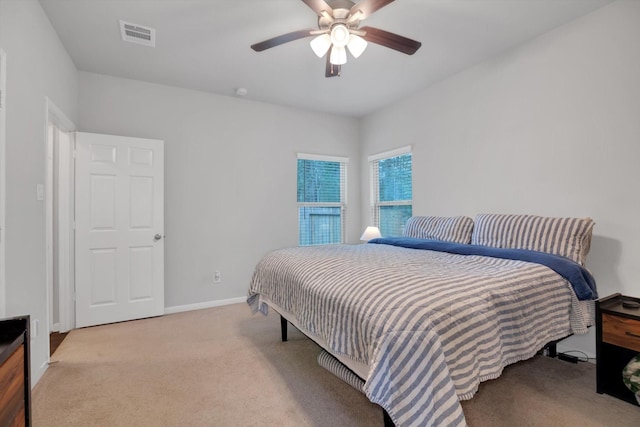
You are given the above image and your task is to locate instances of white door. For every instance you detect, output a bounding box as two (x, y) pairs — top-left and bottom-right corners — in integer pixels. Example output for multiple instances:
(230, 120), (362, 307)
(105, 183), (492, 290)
(75, 132), (164, 328)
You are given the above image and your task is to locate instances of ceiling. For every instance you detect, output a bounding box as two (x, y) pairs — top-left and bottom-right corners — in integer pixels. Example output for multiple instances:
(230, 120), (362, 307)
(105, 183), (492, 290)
(39, 0), (613, 117)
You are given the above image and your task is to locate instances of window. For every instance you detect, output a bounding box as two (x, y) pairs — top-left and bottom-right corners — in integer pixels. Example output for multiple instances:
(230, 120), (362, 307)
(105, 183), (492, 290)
(297, 153), (347, 246)
(369, 147), (412, 237)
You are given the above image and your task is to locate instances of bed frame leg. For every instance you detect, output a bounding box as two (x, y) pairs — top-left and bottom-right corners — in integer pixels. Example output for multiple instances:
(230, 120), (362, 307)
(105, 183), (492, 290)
(280, 315), (288, 342)
(547, 341), (557, 358)
(383, 409), (395, 427)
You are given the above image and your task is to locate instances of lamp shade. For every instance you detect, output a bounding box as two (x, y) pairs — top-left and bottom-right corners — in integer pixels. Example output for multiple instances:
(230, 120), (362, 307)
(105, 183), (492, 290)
(360, 226), (382, 241)
(330, 46), (347, 65)
(330, 24), (350, 48)
(347, 34), (367, 58)
(310, 34), (332, 57)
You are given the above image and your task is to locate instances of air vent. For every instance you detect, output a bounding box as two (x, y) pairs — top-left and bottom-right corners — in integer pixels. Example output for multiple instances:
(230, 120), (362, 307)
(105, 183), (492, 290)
(119, 20), (155, 47)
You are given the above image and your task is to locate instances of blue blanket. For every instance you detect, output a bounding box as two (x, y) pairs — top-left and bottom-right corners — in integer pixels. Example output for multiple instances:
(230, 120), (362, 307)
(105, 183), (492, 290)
(369, 237), (598, 301)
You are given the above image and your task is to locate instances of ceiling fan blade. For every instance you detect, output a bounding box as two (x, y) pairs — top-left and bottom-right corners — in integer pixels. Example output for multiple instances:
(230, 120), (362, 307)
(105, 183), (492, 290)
(325, 51), (341, 77)
(301, 0), (334, 18)
(350, 0), (395, 20)
(251, 29), (317, 52)
(359, 26), (421, 55)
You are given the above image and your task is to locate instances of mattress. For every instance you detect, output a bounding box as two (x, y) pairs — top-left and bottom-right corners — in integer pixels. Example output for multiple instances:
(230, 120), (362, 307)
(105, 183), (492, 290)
(248, 242), (595, 426)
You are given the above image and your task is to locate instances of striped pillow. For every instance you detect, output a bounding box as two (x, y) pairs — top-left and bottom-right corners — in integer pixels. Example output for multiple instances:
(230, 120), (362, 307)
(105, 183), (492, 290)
(403, 216), (474, 244)
(471, 214), (595, 265)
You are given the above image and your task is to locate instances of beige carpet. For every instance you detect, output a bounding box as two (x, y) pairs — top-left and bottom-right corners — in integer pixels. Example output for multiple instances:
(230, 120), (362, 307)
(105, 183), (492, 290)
(33, 303), (640, 426)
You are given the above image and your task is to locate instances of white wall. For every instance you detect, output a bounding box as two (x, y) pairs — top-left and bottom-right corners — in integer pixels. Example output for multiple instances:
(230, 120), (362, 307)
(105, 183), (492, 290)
(360, 0), (640, 357)
(78, 72), (360, 309)
(0, 0), (78, 383)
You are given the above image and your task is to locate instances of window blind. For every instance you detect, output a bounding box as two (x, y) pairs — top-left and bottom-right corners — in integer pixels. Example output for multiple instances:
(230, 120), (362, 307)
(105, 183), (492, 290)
(297, 155), (347, 246)
(370, 151), (412, 237)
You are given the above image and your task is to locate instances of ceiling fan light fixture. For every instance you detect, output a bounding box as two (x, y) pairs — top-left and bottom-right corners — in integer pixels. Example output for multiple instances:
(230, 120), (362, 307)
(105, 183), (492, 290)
(330, 24), (350, 48)
(250, 0), (422, 78)
(330, 46), (347, 65)
(310, 34), (332, 57)
(346, 34), (367, 58)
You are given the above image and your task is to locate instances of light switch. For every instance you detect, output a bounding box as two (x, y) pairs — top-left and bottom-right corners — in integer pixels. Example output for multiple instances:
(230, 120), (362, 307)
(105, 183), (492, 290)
(37, 184), (45, 201)
(31, 319), (39, 339)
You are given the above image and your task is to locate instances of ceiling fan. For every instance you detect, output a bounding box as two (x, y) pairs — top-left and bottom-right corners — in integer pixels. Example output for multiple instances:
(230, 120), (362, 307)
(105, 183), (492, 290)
(251, 0), (422, 77)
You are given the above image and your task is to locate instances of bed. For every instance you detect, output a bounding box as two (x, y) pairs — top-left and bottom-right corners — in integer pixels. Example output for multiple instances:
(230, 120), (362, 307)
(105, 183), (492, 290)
(247, 214), (598, 426)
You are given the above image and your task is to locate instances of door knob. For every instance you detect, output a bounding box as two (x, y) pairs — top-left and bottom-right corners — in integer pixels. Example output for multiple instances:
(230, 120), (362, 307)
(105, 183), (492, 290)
(154, 234), (163, 241)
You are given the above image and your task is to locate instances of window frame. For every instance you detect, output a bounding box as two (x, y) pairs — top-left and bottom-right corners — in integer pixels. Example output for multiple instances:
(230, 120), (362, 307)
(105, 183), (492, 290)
(368, 146), (412, 237)
(297, 153), (348, 246)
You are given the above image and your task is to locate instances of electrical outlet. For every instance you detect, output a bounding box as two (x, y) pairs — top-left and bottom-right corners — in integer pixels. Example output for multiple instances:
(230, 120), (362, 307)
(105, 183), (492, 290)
(213, 271), (221, 283)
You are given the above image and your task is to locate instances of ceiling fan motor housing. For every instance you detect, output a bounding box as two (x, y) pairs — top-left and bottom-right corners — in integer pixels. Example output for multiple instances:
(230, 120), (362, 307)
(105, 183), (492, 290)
(318, 0), (360, 30)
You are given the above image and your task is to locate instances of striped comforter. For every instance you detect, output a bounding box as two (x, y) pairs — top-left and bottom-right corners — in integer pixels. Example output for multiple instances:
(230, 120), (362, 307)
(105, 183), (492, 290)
(247, 243), (592, 426)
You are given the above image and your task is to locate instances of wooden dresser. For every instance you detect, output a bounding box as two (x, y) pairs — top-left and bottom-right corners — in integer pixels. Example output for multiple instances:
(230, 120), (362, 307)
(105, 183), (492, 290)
(596, 293), (640, 405)
(0, 316), (31, 426)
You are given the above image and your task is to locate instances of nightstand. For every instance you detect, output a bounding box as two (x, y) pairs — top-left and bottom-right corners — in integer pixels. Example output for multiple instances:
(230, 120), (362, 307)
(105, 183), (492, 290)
(0, 315), (31, 426)
(596, 293), (640, 405)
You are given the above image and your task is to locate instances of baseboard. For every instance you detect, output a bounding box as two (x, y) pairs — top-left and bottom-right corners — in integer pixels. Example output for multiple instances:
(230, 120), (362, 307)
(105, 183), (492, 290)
(164, 297), (246, 315)
(32, 360), (49, 388)
(51, 323), (60, 333)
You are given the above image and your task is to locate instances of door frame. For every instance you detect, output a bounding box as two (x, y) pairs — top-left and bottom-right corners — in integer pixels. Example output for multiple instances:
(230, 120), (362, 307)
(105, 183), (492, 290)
(44, 97), (76, 338)
(0, 49), (6, 318)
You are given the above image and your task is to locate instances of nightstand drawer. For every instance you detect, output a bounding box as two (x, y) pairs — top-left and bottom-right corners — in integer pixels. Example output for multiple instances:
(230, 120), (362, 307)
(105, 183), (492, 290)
(602, 313), (640, 352)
